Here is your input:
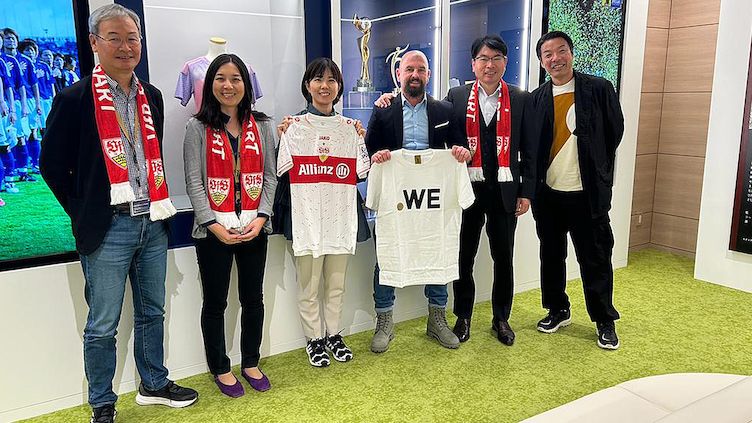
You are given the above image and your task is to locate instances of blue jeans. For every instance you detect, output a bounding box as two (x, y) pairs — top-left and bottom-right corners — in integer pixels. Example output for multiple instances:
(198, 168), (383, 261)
(79, 214), (169, 408)
(372, 263), (448, 313)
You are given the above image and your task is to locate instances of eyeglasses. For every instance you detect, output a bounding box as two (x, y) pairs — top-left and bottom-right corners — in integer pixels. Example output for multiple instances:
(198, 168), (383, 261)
(92, 33), (142, 48)
(474, 55), (505, 64)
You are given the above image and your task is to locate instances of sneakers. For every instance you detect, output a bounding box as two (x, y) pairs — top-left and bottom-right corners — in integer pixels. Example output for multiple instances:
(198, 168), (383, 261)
(596, 321), (620, 350)
(1, 183), (19, 193)
(135, 380), (198, 408)
(426, 305), (460, 349)
(305, 337), (331, 367)
(371, 310), (394, 353)
(326, 333), (354, 362)
(537, 309), (572, 333)
(91, 404), (116, 423)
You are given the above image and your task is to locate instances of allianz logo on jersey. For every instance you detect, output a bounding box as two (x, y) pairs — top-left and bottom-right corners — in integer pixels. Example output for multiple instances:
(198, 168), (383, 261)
(298, 162), (351, 179)
(397, 188), (441, 211)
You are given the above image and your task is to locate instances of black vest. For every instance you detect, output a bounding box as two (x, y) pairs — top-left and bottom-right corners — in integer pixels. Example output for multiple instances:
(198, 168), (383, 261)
(479, 116), (498, 182)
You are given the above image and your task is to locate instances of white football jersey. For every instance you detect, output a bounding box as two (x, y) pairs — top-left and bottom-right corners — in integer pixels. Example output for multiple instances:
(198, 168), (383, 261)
(366, 149), (475, 288)
(277, 113), (370, 257)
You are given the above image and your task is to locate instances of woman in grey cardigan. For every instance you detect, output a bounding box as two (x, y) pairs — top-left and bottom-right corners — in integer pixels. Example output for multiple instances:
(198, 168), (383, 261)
(183, 54), (277, 398)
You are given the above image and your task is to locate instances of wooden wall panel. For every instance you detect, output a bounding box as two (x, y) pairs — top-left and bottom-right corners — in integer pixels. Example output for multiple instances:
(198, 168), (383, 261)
(653, 155), (705, 219)
(648, 0), (671, 28)
(632, 154), (658, 214)
(658, 92), (711, 157)
(630, 212), (653, 247)
(637, 93), (663, 155)
(642, 28), (669, 93)
(664, 25), (718, 92)
(651, 213), (699, 252)
(670, 0), (721, 28)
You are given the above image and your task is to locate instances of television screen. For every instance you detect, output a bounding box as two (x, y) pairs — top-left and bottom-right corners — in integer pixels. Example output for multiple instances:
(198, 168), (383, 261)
(0, 0), (91, 270)
(541, 0), (626, 92)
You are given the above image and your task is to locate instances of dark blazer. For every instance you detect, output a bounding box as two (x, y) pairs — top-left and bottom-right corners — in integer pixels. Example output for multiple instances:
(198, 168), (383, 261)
(364, 94), (464, 156)
(529, 71), (624, 218)
(445, 83), (537, 213)
(40, 76), (166, 255)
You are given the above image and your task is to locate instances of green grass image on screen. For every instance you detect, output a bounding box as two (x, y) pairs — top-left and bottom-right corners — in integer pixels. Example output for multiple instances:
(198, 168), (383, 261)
(546, 0), (625, 90)
(0, 180), (76, 262)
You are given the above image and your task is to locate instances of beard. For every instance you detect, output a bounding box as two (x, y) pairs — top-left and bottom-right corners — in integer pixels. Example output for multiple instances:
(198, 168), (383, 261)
(404, 78), (426, 98)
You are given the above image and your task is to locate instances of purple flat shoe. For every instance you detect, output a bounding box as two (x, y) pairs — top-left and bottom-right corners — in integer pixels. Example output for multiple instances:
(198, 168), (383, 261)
(214, 375), (245, 398)
(242, 369), (271, 392)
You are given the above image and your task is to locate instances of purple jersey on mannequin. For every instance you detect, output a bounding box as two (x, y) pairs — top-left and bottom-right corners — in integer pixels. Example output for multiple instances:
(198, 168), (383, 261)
(175, 56), (263, 112)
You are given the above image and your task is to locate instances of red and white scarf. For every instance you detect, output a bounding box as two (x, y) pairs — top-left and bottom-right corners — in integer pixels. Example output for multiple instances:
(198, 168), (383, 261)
(205, 116), (264, 230)
(91, 64), (176, 220)
(465, 79), (512, 182)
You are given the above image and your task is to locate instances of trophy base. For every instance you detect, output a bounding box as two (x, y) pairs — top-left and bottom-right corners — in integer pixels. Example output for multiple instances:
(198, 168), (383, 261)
(344, 91), (382, 110)
(354, 79), (375, 93)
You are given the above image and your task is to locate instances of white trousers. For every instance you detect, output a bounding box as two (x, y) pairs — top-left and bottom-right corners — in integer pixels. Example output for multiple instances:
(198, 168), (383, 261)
(295, 254), (349, 339)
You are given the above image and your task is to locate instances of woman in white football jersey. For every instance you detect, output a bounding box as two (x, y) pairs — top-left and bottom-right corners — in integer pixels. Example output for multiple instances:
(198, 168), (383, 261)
(274, 58), (370, 367)
(183, 54), (278, 397)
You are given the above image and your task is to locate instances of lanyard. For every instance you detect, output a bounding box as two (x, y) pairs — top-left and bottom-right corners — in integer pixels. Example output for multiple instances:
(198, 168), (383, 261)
(113, 105), (144, 189)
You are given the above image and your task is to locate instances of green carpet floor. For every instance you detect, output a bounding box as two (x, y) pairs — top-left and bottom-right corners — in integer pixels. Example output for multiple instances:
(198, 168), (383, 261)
(24, 249), (752, 422)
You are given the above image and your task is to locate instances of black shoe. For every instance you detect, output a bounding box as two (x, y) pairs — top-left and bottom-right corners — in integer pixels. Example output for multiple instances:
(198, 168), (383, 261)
(135, 380), (198, 408)
(452, 318), (471, 343)
(596, 321), (620, 350)
(537, 309), (572, 333)
(91, 404), (116, 423)
(326, 333), (354, 362)
(306, 337), (331, 367)
(491, 319), (515, 346)
(18, 173), (37, 182)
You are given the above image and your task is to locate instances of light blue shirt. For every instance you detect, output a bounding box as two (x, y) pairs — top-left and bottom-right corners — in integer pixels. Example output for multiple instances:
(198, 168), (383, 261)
(402, 95), (429, 150)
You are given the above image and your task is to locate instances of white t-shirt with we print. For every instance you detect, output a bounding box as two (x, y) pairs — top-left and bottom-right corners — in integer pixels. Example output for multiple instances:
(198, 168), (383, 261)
(277, 113), (370, 257)
(366, 149), (475, 288)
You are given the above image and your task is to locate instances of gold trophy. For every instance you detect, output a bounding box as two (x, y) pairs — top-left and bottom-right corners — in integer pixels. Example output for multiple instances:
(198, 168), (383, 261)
(353, 14), (374, 92)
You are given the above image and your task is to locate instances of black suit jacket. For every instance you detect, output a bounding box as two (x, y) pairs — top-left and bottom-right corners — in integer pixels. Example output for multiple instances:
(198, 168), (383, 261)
(445, 83), (537, 213)
(364, 94), (463, 156)
(529, 71), (624, 218)
(40, 76), (166, 255)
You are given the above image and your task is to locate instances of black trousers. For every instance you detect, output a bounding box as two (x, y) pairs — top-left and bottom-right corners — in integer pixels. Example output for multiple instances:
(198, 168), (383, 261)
(195, 232), (268, 374)
(453, 183), (517, 321)
(532, 187), (620, 323)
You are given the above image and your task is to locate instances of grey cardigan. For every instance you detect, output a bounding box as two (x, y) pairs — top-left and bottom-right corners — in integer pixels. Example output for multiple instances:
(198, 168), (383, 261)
(183, 116), (278, 239)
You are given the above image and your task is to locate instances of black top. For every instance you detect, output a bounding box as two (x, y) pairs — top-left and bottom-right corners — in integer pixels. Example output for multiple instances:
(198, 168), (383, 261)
(444, 83), (538, 213)
(528, 72), (624, 218)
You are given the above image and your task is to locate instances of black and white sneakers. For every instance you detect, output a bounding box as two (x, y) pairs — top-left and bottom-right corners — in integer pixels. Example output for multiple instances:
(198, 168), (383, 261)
(135, 380), (198, 408)
(91, 404), (116, 423)
(536, 309), (572, 333)
(326, 333), (354, 362)
(306, 337), (331, 367)
(596, 321), (620, 350)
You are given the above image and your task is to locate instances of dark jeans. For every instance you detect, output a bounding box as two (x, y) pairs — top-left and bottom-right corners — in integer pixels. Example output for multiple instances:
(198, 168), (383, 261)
(532, 186), (620, 323)
(453, 183), (517, 321)
(196, 232), (267, 374)
(79, 214), (169, 408)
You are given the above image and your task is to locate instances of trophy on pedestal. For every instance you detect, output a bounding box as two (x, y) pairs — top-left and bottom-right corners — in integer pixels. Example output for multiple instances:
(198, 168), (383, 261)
(346, 14), (381, 110)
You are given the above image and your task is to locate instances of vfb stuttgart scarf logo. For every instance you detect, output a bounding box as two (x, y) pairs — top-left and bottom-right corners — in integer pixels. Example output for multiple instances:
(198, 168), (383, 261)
(243, 172), (263, 201)
(468, 136), (478, 154)
(208, 177), (231, 206)
(105, 138), (127, 169)
(150, 159), (165, 189)
(318, 143), (330, 163)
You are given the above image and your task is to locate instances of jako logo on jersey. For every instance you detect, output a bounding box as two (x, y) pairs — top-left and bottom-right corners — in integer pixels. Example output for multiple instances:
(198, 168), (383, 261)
(402, 188), (441, 210)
